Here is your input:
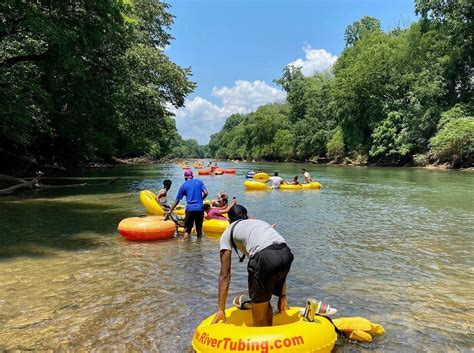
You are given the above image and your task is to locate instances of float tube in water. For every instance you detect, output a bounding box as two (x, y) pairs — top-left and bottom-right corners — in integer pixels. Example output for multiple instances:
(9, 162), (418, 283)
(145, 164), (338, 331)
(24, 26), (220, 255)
(244, 180), (270, 191)
(202, 219), (230, 238)
(192, 307), (336, 353)
(253, 172), (269, 181)
(140, 190), (185, 215)
(279, 182), (322, 190)
(118, 216), (175, 241)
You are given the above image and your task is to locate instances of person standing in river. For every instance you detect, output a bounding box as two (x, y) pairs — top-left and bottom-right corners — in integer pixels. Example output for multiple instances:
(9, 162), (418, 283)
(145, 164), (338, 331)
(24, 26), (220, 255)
(267, 172), (286, 189)
(168, 170), (208, 240)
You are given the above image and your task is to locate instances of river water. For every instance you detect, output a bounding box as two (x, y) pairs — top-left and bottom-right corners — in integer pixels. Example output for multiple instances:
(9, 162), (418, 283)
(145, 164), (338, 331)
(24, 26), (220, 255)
(0, 163), (472, 352)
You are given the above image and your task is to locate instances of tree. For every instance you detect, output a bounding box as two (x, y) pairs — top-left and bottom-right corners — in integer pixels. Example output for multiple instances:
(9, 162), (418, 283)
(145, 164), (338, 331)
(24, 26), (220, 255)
(429, 105), (474, 167)
(275, 66), (306, 122)
(370, 112), (411, 164)
(344, 16), (381, 47)
(327, 127), (345, 161)
(0, 0), (195, 173)
(415, 0), (473, 104)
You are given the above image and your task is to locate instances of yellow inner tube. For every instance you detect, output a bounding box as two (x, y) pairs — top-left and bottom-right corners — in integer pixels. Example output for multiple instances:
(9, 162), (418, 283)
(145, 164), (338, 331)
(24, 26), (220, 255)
(139, 190), (185, 215)
(244, 180), (269, 191)
(253, 172), (269, 181)
(193, 307), (336, 353)
(202, 219), (229, 238)
(280, 182), (322, 190)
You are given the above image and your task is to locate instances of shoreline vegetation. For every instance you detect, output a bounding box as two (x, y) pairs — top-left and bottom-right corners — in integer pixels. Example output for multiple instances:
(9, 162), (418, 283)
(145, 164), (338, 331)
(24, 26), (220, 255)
(2, 1), (472, 179)
(0, 156), (470, 197)
(88, 157), (473, 171)
(208, 7), (472, 169)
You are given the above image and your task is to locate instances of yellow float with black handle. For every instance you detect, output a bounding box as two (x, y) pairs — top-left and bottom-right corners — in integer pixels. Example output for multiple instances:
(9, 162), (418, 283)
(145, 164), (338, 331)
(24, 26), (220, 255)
(202, 219), (229, 238)
(244, 180), (270, 191)
(192, 307), (336, 353)
(139, 190), (185, 216)
(280, 182), (322, 190)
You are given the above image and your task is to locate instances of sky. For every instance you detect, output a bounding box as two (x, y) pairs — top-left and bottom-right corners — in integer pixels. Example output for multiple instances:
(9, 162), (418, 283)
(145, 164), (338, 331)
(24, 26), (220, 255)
(166, 0), (417, 144)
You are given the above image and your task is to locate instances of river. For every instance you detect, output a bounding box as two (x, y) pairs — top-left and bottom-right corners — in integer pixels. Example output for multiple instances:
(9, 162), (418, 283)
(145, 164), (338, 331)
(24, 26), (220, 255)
(0, 162), (472, 352)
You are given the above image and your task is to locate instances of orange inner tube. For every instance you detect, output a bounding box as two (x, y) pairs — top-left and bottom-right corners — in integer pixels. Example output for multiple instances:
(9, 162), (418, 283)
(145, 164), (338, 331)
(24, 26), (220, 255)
(223, 168), (236, 174)
(198, 170), (211, 175)
(118, 216), (175, 241)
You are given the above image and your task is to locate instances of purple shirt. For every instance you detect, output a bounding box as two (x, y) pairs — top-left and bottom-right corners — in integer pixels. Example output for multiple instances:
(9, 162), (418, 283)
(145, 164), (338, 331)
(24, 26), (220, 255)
(206, 208), (228, 221)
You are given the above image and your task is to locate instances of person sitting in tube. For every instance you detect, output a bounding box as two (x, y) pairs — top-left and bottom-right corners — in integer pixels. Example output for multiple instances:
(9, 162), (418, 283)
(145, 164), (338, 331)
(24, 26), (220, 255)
(204, 197), (236, 221)
(290, 176), (301, 185)
(156, 179), (172, 211)
(212, 192), (228, 208)
(212, 204), (294, 326)
(210, 163), (218, 174)
(301, 168), (313, 183)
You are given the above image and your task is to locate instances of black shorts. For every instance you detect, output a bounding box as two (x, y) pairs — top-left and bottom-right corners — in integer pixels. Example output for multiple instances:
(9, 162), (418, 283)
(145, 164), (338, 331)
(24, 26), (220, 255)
(184, 210), (204, 235)
(247, 243), (294, 303)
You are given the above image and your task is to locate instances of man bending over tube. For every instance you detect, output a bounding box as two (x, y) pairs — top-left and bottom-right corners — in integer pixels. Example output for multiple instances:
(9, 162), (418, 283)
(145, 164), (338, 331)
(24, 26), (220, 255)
(212, 204), (294, 326)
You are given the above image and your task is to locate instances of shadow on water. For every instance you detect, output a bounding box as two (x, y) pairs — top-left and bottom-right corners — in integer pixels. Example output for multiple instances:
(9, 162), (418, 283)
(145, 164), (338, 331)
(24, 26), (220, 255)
(0, 198), (133, 259)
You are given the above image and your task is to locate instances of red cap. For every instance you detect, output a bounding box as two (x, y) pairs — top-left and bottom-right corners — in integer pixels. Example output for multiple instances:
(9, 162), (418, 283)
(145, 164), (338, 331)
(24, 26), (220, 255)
(184, 169), (193, 178)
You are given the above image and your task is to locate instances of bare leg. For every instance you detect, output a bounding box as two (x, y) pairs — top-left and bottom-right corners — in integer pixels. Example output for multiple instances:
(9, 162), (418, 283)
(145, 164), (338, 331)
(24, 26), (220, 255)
(252, 301), (272, 326)
(183, 232), (190, 240)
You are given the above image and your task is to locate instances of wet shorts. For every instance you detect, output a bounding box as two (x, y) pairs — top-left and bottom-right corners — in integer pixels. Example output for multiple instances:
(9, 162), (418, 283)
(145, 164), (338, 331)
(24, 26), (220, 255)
(247, 243), (294, 303)
(184, 210), (204, 235)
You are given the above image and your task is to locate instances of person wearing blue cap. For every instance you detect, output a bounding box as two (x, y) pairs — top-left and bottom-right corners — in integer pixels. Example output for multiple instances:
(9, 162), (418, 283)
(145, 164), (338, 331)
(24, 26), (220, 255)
(168, 170), (208, 239)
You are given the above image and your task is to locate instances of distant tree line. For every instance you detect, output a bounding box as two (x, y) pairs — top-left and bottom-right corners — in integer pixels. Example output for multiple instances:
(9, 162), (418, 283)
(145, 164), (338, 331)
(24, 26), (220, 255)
(1, 0), (200, 174)
(209, 0), (473, 168)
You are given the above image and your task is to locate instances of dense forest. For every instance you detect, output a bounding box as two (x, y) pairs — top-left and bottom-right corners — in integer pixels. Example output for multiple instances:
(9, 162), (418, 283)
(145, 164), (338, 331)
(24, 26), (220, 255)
(209, 0), (473, 168)
(1, 1), (472, 175)
(0, 0), (206, 175)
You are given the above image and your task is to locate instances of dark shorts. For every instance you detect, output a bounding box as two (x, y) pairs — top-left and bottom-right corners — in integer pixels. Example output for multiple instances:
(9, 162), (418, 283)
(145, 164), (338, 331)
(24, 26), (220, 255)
(247, 243), (294, 303)
(184, 210), (204, 235)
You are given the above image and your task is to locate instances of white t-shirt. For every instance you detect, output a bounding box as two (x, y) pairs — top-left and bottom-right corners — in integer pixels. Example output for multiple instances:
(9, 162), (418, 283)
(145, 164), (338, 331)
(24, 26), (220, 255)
(303, 171), (311, 181)
(219, 219), (286, 258)
(157, 188), (167, 205)
(269, 176), (283, 188)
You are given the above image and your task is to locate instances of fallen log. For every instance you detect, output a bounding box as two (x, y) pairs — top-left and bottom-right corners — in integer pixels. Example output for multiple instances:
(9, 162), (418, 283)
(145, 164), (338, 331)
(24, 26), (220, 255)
(0, 173), (121, 196)
(0, 173), (41, 196)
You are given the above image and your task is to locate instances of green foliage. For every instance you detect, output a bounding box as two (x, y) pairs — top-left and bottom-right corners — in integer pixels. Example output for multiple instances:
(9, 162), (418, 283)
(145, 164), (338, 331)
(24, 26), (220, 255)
(275, 66), (306, 122)
(344, 16), (381, 47)
(327, 127), (345, 160)
(208, 103), (292, 161)
(209, 9), (471, 168)
(0, 0), (194, 170)
(370, 112), (411, 163)
(429, 106), (474, 166)
(272, 130), (295, 160)
(415, 0), (472, 103)
(171, 138), (207, 158)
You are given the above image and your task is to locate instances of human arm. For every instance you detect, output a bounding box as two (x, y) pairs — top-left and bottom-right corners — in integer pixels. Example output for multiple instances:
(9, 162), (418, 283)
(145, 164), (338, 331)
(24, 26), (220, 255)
(167, 199), (179, 213)
(168, 185), (184, 213)
(277, 282), (289, 312)
(212, 249), (232, 323)
(215, 197), (237, 215)
(202, 185), (208, 200)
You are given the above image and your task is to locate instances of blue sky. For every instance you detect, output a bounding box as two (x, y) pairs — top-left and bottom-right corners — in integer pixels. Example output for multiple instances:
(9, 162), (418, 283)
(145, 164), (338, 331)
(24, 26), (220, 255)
(166, 0), (417, 144)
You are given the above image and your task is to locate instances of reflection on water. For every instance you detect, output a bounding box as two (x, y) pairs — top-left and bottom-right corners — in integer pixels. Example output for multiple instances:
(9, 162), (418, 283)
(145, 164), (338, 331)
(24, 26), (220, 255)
(0, 163), (473, 352)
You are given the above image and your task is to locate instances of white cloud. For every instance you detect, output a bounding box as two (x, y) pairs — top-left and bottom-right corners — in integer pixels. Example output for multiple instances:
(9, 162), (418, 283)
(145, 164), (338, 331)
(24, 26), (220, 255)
(288, 45), (337, 76)
(172, 80), (286, 144)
